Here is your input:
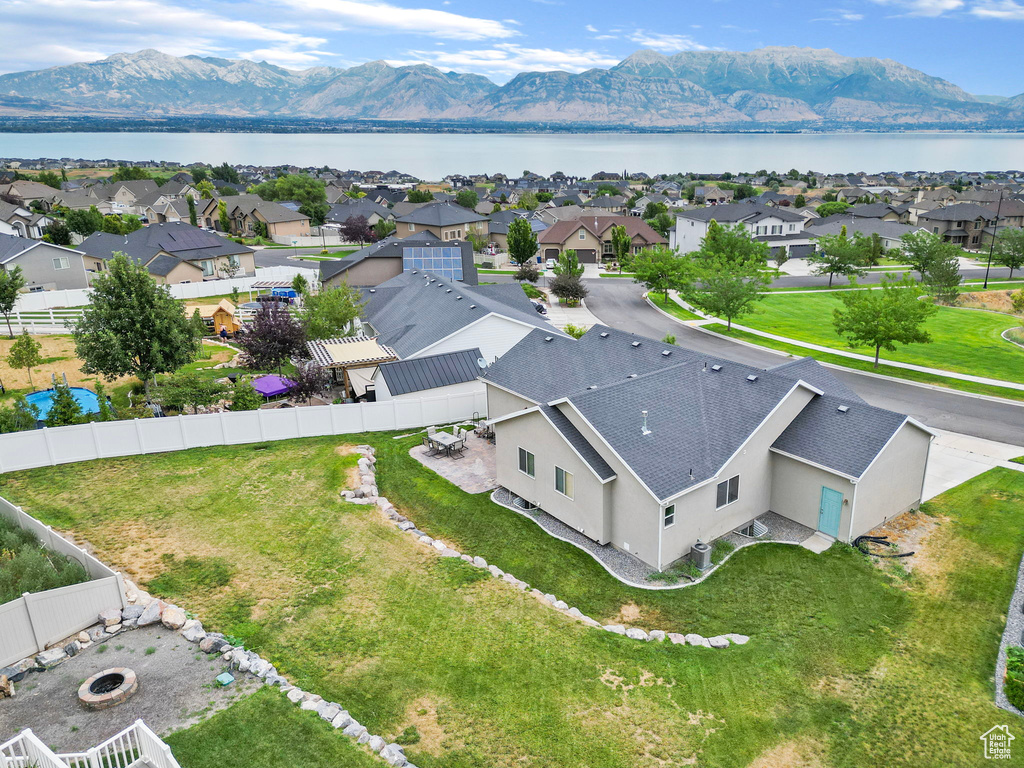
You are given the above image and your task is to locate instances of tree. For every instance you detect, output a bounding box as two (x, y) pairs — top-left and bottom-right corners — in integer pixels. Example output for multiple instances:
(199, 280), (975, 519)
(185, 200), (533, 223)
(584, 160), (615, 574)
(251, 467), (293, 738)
(773, 245), (789, 271)
(685, 253), (771, 330)
(814, 201), (851, 218)
(155, 371), (227, 414)
(518, 191), (538, 211)
(289, 361), (330, 404)
(899, 231), (959, 278)
(210, 162), (240, 184)
(373, 219), (396, 240)
(646, 212), (674, 239)
(832, 275), (936, 368)
(514, 262), (539, 283)
(299, 201), (329, 226)
(217, 186), (239, 197)
(455, 190), (479, 209)
(194, 180), (216, 199)
(299, 284), (366, 340)
(407, 189), (434, 203)
(994, 228), (1024, 278)
(187, 195), (197, 227)
(111, 165), (152, 182)
(552, 249), (584, 278)
(101, 214), (142, 235)
(662, 333), (676, 345)
(72, 252), (199, 396)
(631, 246), (690, 302)
(862, 232), (884, 267)
(7, 330), (42, 389)
(36, 170), (63, 189)
(340, 215), (374, 246)
(643, 201), (668, 219)
(548, 273), (588, 307)
(190, 308), (208, 340)
(794, 194), (806, 209)
(291, 273), (309, 297)
(536, 192), (553, 203)
(0, 265), (26, 338)
(190, 167), (209, 183)
(924, 246), (963, 304)
(250, 174), (326, 206)
(43, 221), (72, 246)
(696, 221), (771, 266)
(66, 206), (105, 237)
(808, 225), (867, 287)
(230, 381), (263, 411)
(563, 323), (587, 339)
(45, 381), (84, 427)
(218, 199), (231, 233)
(507, 218), (538, 266)
(609, 225), (632, 267)
(93, 380), (114, 422)
(238, 305), (306, 373)
(0, 396), (39, 433)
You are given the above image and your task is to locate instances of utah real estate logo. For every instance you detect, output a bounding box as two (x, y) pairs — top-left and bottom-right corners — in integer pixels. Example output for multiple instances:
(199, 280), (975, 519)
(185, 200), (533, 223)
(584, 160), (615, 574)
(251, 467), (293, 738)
(981, 725), (1014, 760)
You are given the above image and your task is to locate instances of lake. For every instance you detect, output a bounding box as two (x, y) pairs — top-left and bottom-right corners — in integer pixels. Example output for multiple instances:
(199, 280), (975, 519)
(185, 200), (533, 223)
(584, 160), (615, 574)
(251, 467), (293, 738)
(3, 131), (1024, 178)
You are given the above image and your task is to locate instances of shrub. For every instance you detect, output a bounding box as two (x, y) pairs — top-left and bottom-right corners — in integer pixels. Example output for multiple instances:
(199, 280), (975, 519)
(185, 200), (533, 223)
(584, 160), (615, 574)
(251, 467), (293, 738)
(0, 515), (89, 603)
(230, 381), (264, 411)
(478, 261), (493, 269)
(563, 323), (587, 339)
(1006, 647), (1024, 711)
(521, 283), (543, 300)
(711, 538), (736, 565)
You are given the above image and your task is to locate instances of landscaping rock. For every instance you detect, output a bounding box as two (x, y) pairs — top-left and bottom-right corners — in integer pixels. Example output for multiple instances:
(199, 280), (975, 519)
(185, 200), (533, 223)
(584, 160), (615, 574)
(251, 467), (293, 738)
(286, 688), (305, 704)
(649, 630), (667, 642)
(342, 723), (367, 740)
(301, 692), (323, 705)
(418, 535), (433, 545)
(98, 608), (121, 627)
(181, 620), (206, 643)
(137, 600), (165, 627)
(667, 633), (687, 645)
(376, 497), (391, 508)
(473, 556), (488, 568)
(300, 699), (320, 712)
(35, 648), (66, 668)
(251, 658), (272, 678)
(542, 593), (557, 604)
(707, 636), (730, 649)
(121, 605), (145, 621)
(724, 633), (750, 645)
(604, 624), (627, 635)
(440, 548), (461, 558)
(122, 618), (138, 630)
(685, 634), (709, 647)
(357, 731), (371, 745)
(432, 540), (447, 551)
(488, 565), (504, 578)
(461, 554), (474, 563)
(266, 674), (287, 687)
(580, 616), (602, 628)
(89, 627), (106, 643)
(319, 703), (341, 721)
(161, 605), (187, 630)
(199, 636), (228, 654)
(369, 735), (386, 753)
(381, 744), (408, 766)
(105, 623), (122, 635)
(625, 628), (649, 641)
(398, 521), (415, 531)
(332, 711), (353, 730)
(63, 641), (81, 657)
(567, 607), (583, 619)
(552, 600), (569, 611)
(77, 631), (91, 644)
(232, 651), (250, 673)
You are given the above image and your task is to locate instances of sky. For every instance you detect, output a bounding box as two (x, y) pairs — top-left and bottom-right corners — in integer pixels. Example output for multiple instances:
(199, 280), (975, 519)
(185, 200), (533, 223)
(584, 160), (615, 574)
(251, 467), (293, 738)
(2, 0), (1024, 96)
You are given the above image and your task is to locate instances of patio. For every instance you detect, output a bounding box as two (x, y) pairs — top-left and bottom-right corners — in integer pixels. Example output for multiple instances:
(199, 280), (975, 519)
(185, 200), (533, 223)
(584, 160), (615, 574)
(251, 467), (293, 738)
(410, 431), (498, 494)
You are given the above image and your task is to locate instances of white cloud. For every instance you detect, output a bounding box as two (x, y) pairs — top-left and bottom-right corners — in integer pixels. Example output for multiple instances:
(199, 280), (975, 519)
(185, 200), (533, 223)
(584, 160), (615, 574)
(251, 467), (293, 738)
(277, 0), (518, 39)
(585, 24), (599, 32)
(869, 0), (964, 16)
(626, 31), (709, 52)
(811, 8), (865, 21)
(389, 44), (620, 81)
(971, 0), (1024, 17)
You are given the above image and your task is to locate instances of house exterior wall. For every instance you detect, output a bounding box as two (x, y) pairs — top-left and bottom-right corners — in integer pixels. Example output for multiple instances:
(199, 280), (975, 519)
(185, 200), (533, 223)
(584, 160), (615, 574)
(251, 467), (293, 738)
(325, 258), (402, 288)
(541, 226), (603, 259)
(156, 260), (204, 284)
(848, 423), (931, 539)
(485, 384), (534, 419)
(494, 409), (611, 542)
(671, 217), (709, 253)
(10, 244), (91, 291)
(267, 218), (310, 237)
(414, 315), (536, 363)
(769, 454), (855, 532)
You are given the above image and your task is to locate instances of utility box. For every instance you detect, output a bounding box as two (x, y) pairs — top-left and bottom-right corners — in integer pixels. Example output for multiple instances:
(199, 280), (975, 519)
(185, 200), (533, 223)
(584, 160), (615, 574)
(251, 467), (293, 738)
(691, 541), (712, 571)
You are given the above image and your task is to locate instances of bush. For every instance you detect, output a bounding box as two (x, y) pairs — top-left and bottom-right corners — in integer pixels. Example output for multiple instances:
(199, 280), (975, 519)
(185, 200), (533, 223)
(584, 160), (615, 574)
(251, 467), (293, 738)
(514, 262), (539, 283)
(564, 323), (587, 339)
(711, 538), (736, 565)
(0, 515), (89, 603)
(478, 261), (493, 269)
(521, 283), (543, 300)
(1006, 647), (1024, 711)
(230, 381), (264, 411)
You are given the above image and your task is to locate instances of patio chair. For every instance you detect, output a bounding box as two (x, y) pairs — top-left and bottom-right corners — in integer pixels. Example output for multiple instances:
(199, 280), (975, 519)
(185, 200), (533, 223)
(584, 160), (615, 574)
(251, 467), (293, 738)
(421, 436), (439, 456)
(450, 438), (466, 459)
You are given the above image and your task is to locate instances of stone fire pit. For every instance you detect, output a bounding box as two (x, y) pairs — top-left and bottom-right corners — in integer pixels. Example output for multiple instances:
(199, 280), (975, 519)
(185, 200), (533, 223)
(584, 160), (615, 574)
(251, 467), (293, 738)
(78, 668), (138, 710)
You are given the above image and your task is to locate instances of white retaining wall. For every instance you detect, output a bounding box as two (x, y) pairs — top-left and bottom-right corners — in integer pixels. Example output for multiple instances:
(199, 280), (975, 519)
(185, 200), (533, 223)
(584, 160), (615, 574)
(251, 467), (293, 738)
(0, 497), (127, 667)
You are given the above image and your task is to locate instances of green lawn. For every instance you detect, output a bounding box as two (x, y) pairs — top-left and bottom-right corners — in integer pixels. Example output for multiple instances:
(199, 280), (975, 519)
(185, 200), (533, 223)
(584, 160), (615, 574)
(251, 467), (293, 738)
(702, 323), (1024, 403)
(477, 269), (519, 275)
(648, 292), (702, 321)
(3, 437), (1022, 766)
(739, 292), (1024, 383)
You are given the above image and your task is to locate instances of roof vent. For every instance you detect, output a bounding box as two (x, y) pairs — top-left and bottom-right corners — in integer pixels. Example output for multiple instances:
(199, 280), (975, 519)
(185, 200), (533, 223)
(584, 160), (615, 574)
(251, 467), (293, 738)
(661, 350), (672, 357)
(456, 296), (462, 300)
(446, 289), (452, 293)
(587, 384), (597, 389)
(711, 364), (723, 372)
(627, 373), (637, 379)
(600, 332), (609, 338)
(746, 374), (758, 382)
(411, 270), (418, 274)
(631, 341), (641, 348)
(837, 405), (850, 413)
(469, 304), (476, 309)
(641, 410), (651, 436)
(369, 288), (376, 293)
(544, 336), (553, 342)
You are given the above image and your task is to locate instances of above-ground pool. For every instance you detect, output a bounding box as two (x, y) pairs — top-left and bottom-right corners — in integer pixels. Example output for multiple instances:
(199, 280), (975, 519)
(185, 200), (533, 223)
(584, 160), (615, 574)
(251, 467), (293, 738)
(26, 387), (101, 421)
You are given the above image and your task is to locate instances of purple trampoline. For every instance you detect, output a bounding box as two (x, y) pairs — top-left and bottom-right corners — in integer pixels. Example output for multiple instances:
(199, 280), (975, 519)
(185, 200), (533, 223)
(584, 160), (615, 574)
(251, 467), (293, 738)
(253, 375), (295, 397)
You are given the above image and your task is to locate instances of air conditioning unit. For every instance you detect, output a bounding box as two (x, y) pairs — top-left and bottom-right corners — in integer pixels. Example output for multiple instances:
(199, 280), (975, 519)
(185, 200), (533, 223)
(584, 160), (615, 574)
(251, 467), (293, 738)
(690, 540), (712, 571)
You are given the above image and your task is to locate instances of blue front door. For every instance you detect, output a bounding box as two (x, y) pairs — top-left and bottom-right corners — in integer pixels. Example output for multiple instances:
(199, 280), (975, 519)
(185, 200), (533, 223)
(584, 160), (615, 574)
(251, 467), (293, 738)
(818, 487), (843, 538)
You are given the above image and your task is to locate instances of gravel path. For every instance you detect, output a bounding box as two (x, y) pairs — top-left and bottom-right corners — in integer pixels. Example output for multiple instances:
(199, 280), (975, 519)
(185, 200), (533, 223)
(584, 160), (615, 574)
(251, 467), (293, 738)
(996, 553), (1024, 716)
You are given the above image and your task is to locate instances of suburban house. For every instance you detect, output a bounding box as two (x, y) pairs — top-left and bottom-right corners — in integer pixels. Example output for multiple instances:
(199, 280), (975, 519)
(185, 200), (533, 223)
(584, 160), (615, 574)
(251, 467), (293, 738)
(319, 233), (477, 289)
(371, 347), (485, 402)
(79, 222), (255, 284)
(538, 216), (666, 263)
(695, 186), (735, 205)
(670, 204), (806, 254)
(806, 217), (926, 250)
(487, 210), (548, 252)
(360, 271), (560, 362)
(0, 234), (93, 290)
(482, 326), (933, 572)
(226, 195), (311, 238)
(394, 202), (489, 241)
(0, 200), (51, 239)
(100, 179), (160, 215)
(535, 205), (586, 227)
(917, 203), (997, 248)
(325, 199), (392, 227)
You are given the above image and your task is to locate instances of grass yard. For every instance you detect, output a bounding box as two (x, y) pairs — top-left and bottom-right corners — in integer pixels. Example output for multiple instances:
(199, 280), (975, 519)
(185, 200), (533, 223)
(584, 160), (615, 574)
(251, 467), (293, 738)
(739, 292), (1024, 383)
(648, 292), (703, 322)
(0, 334), (135, 399)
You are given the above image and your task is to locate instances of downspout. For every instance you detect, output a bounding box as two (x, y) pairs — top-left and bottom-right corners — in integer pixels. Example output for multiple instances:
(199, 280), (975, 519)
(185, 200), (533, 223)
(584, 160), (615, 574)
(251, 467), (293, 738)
(847, 480), (859, 542)
(656, 504), (664, 572)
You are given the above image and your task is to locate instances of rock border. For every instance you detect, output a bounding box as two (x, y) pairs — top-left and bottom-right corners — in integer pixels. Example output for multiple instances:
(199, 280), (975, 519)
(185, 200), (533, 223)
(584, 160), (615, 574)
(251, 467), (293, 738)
(996, 552), (1024, 716)
(353, 445), (749, 650)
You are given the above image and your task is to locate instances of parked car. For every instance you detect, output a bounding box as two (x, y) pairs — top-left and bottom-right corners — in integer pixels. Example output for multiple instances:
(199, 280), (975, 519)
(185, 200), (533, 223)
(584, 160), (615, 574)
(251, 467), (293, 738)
(531, 300), (547, 315)
(545, 258), (557, 270)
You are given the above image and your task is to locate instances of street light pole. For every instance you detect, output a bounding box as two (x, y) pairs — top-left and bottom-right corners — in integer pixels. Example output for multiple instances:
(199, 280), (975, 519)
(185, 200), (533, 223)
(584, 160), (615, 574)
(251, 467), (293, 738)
(983, 190), (1003, 290)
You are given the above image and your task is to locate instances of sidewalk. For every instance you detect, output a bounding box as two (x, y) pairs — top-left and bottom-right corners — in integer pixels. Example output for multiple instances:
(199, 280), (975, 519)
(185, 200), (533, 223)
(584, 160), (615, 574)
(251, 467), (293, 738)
(923, 430), (1024, 501)
(539, 288), (602, 331)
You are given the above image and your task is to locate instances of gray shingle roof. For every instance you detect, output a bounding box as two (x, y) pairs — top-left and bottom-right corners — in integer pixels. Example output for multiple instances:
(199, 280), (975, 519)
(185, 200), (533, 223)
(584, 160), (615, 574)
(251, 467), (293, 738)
(378, 347), (483, 396)
(918, 203), (996, 222)
(676, 203), (803, 224)
(395, 202), (487, 227)
(767, 357), (865, 404)
(541, 404), (616, 481)
(0, 234), (40, 263)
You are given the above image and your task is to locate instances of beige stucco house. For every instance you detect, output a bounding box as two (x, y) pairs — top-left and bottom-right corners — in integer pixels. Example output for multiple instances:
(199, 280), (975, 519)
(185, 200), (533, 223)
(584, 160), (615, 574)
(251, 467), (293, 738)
(482, 327), (933, 572)
(538, 216), (666, 263)
(395, 202), (488, 241)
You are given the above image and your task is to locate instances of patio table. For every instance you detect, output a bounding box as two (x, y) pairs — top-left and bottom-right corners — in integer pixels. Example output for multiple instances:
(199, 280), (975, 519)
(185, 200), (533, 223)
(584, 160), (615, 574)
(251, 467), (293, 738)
(432, 432), (461, 456)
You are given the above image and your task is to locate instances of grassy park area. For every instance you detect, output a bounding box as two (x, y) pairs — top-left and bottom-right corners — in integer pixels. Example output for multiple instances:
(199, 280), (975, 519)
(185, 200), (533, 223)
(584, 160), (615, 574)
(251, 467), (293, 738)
(0, 434), (1020, 767)
(647, 292), (703, 321)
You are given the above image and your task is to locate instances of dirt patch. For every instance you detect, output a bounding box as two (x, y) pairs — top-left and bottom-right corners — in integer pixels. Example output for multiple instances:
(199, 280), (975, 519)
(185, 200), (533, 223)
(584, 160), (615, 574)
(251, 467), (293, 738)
(398, 697), (462, 756)
(747, 738), (826, 768)
(956, 289), (1021, 316)
(864, 510), (947, 580)
(0, 334), (132, 391)
(612, 602), (643, 624)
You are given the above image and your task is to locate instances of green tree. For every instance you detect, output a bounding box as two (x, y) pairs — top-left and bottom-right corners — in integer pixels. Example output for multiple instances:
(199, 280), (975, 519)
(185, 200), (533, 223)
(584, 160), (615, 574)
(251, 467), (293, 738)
(507, 218), (538, 266)
(773, 245), (789, 271)
(299, 284), (366, 340)
(299, 201), (329, 226)
(35, 170), (63, 189)
(455, 190), (479, 209)
(552, 249), (584, 278)
(66, 206), (105, 237)
(0, 396), (38, 433)
(43, 221), (72, 246)
(808, 225), (867, 287)
(190, 167), (209, 183)
(407, 189), (434, 203)
(794, 194), (806, 209)
(93, 380), (114, 422)
(210, 162), (240, 184)
(685, 253), (771, 330)
(194, 180), (216, 199)
(642, 201), (668, 219)
(291, 273), (309, 297)
(662, 333), (676, 345)
(218, 199), (231, 233)
(72, 253), (199, 396)
(631, 246), (690, 302)
(155, 371), (227, 414)
(536, 192), (553, 203)
(374, 219), (397, 240)
(563, 323), (587, 339)
(190, 308), (208, 340)
(994, 228), (1024, 278)
(230, 381), (263, 411)
(696, 221), (771, 266)
(111, 165), (152, 182)
(862, 232), (884, 267)
(6, 329), (42, 389)
(548, 273), (588, 307)
(250, 174), (326, 206)
(609, 225), (632, 267)
(899, 231), (960, 278)
(925, 246), (963, 304)
(0, 265), (26, 338)
(646, 211), (674, 239)
(518, 191), (539, 211)
(101, 214), (143, 235)
(187, 195), (197, 227)
(45, 381), (84, 427)
(832, 275), (936, 368)
(514, 262), (539, 283)
(815, 201), (851, 217)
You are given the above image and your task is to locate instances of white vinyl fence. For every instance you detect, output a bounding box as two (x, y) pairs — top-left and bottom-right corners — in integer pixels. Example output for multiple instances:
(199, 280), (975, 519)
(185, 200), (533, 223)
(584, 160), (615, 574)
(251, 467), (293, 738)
(0, 497), (127, 668)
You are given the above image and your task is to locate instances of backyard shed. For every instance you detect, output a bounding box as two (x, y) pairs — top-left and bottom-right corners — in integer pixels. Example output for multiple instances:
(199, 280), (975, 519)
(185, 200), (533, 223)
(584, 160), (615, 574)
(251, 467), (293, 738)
(306, 336), (398, 399)
(194, 298), (240, 334)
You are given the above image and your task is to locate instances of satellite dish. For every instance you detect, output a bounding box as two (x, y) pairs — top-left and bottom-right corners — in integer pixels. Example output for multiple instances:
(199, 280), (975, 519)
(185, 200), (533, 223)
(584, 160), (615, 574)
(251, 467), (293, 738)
(477, 357), (487, 369)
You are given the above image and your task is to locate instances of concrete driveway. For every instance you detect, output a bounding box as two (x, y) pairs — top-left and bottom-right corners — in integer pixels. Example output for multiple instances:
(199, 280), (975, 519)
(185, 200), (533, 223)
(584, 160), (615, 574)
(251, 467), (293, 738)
(923, 430), (1024, 501)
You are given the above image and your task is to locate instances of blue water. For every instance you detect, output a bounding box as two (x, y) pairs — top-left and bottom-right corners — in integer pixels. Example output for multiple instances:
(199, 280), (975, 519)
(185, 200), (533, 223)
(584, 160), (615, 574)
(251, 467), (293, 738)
(26, 387), (101, 421)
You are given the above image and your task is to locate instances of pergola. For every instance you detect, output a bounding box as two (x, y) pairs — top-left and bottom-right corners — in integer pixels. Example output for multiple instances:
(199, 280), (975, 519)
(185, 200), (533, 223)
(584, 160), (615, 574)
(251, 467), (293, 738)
(306, 336), (398, 400)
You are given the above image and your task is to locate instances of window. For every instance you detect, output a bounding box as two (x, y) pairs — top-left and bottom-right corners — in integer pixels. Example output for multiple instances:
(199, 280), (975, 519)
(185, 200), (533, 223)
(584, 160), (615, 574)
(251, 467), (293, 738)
(578, 229), (586, 240)
(716, 475), (740, 508)
(771, 225), (782, 235)
(663, 504), (675, 528)
(788, 224), (796, 232)
(227, 254), (240, 268)
(518, 448), (535, 478)
(602, 241), (614, 254)
(52, 257), (70, 270)
(408, 223), (415, 232)
(200, 260), (215, 277)
(554, 466), (574, 499)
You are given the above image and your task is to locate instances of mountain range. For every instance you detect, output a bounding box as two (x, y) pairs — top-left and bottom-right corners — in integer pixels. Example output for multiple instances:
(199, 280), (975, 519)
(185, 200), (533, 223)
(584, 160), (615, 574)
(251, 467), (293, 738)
(1, 47), (1022, 129)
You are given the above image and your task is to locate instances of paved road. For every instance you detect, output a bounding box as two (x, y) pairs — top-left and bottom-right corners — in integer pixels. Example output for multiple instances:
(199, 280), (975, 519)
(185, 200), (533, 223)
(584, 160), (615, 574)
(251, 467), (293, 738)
(773, 264), (1014, 289)
(583, 279), (1024, 445)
